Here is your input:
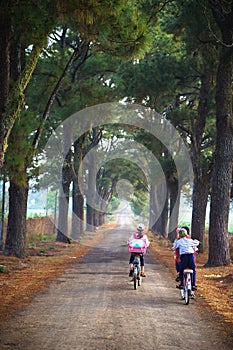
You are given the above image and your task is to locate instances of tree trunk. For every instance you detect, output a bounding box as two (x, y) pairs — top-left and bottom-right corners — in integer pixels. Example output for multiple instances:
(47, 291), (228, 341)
(0, 172), (6, 250)
(71, 138), (85, 240)
(149, 182), (157, 232)
(56, 124), (73, 243)
(86, 145), (96, 232)
(100, 200), (108, 225)
(191, 64), (212, 252)
(94, 210), (100, 227)
(155, 183), (168, 238)
(96, 180), (114, 227)
(4, 181), (28, 257)
(0, 43), (42, 169)
(191, 179), (209, 252)
(150, 182), (168, 236)
(168, 180), (181, 242)
(71, 180), (84, 239)
(97, 200), (108, 226)
(0, 8), (11, 169)
(207, 5), (233, 266)
(84, 127), (102, 231)
(3, 26), (29, 257)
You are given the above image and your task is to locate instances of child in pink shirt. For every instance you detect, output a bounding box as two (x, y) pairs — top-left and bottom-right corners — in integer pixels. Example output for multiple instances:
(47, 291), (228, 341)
(128, 223), (150, 277)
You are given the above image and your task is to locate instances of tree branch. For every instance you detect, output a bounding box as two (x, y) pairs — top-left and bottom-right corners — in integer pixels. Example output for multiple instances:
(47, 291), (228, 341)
(31, 44), (86, 151)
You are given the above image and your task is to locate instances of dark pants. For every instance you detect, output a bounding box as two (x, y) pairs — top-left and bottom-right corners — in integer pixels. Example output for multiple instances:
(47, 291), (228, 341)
(175, 261), (180, 273)
(129, 253), (145, 266)
(179, 253), (196, 287)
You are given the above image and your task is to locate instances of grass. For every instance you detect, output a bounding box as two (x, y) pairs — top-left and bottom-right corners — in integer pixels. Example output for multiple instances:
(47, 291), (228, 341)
(26, 233), (56, 244)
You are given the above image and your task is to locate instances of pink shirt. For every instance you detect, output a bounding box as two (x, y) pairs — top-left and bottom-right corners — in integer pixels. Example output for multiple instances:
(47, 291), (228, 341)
(130, 232), (150, 248)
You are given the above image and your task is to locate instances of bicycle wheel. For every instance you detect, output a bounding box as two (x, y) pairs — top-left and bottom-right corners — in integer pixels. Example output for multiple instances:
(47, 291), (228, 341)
(183, 275), (189, 305)
(184, 286), (189, 305)
(180, 288), (185, 300)
(138, 275), (142, 286)
(133, 274), (137, 290)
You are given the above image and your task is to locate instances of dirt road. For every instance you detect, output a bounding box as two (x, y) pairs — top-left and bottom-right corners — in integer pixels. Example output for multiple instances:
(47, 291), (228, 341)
(0, 203), (232, 349)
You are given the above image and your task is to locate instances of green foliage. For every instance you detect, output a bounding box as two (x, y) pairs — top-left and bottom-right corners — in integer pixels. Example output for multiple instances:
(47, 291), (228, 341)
(0, 265), (8, 273)
(108, 196), (121, 213)
(44, 191), (58, 211)
(115, 16), (187, 109)
(27, 233), (56, 244)
(130, 191), (149, 217)
(4, 0), (152, 174)
(96, 143), (149, 215)
(10, 0), (59, 45)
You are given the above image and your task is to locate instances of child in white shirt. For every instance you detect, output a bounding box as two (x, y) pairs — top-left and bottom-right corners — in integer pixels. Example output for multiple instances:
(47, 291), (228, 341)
(173, 228), (199, 289)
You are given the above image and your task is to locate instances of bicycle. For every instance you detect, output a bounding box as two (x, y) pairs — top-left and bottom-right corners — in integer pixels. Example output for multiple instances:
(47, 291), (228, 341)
(180, 268), (195, 305)
(128, 237), (147, 290)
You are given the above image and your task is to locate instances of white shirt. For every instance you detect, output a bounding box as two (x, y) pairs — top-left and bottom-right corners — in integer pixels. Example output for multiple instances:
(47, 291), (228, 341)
(173, 237), (199, 255)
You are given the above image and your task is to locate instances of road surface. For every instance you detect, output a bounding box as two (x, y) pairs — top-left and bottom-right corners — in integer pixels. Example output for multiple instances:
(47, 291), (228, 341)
(0, 202), (232, 349)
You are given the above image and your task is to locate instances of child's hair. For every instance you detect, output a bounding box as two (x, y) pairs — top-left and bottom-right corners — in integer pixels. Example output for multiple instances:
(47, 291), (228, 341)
(181, 226), (190, 235)
(179, 228), (187, 238)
